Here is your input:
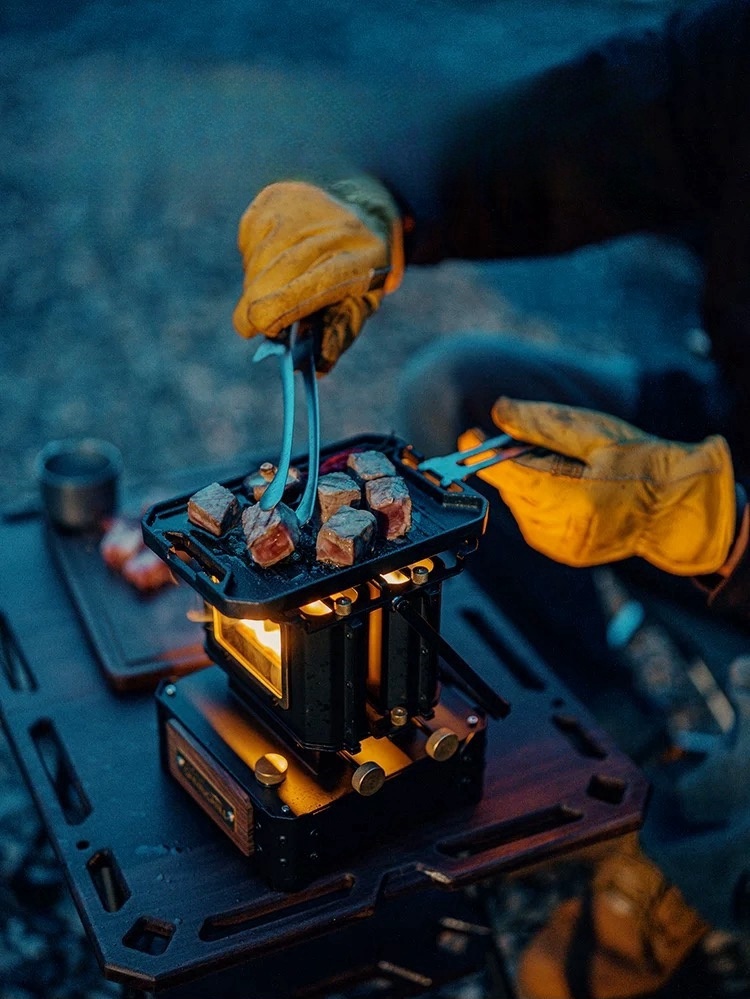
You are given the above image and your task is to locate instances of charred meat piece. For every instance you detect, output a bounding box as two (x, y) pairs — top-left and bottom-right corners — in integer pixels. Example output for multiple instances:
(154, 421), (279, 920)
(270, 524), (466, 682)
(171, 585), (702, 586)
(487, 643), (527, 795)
(243, 462), (302, 502)
(316, 506), (376, 567)
(242, 502), (299, 568)
(365, 475), (412, 540)
(121, 547), (174, 592)
(317, 472), (361, 523)
(346, 450), (396, 483)
(187, 482), (240, 537)
(100, 516), (144, 570)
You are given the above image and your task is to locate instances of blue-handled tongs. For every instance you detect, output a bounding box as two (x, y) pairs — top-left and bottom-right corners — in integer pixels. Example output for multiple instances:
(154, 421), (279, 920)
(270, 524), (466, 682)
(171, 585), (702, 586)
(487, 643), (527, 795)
(253, 321), (320, 525)
(253, 268), (392, 526)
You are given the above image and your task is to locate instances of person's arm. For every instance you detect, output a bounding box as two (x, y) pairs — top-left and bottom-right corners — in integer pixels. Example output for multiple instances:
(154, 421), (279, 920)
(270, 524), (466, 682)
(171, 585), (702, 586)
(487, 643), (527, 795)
(394, 0), (750, 264)
(467, 395), (750, 625)
(695, 483), (750, 617)
(231, 2), (750, 370)
(467, 397), (736, 576)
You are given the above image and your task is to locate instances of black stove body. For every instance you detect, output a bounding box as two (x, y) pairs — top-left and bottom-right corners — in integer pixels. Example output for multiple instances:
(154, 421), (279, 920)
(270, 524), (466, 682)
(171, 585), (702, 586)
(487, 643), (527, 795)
(144, 435), (507, 891)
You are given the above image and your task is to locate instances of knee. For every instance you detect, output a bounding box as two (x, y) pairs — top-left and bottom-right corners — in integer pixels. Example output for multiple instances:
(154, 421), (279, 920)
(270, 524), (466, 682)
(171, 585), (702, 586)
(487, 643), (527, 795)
(395, 335), (481, 456)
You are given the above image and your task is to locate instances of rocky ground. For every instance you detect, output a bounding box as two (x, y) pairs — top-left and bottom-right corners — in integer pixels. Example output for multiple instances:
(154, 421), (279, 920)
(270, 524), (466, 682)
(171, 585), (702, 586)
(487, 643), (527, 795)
(2, 1), (750, 997)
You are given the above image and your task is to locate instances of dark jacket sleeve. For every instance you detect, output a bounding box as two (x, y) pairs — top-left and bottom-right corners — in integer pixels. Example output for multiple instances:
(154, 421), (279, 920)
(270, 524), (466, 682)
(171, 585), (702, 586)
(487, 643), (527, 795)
(391, 0), (750, 273)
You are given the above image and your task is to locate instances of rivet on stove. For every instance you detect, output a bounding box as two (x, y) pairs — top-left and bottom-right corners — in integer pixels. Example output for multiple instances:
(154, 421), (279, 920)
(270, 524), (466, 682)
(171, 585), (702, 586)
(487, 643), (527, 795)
(164, 684), (176, 697)
(466, 714), (479, 727)
(335, 596), (353, 617)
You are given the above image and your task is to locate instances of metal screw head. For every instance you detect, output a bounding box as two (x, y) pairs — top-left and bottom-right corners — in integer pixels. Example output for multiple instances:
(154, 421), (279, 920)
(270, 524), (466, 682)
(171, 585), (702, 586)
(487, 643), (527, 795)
(412, 565), (430, 586)
(255, 753), (288, 787)
(390, 705), (409, 728)
(334, 596), (353, 617)
(466, 714), (479, 727)
(351, 761), (386, 797)
(425, 727), (460, 762)
(164, 684), (176, 697)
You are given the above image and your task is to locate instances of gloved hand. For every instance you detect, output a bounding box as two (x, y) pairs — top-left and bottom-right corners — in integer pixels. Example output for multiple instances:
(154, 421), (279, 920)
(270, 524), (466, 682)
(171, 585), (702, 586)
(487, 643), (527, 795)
(232, 177), (404, 372)
(459, 398), (736, 576)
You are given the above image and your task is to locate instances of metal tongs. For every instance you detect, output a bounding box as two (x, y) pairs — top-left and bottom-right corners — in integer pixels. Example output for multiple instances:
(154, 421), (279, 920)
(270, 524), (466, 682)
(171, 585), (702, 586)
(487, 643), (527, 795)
(417, 434), (536, 487)
(252, 268), (391, 526)
(253, 320), (320, 525)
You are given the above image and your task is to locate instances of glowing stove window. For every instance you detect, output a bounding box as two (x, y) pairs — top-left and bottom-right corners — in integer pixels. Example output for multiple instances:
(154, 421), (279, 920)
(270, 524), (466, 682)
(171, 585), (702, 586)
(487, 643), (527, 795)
(213, 610), (283, 699)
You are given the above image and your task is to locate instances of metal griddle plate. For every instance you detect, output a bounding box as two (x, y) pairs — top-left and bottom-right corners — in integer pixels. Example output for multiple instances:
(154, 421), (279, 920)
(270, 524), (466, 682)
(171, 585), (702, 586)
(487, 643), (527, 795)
(141, 434), (488, 620)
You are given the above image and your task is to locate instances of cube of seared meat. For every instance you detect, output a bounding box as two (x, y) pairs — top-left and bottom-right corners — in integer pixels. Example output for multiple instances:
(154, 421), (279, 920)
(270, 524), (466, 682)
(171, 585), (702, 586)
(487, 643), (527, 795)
(317, 472), (361, 523)
(242, 502), (299, 568)
(365, 475), (412, 540)
(346, 450), (396, 483)
(100, 516), (144, 570)
(121, 547), (174, 592)
(187, 482), (240, 537)
(316, 506), (376, 567)
(243, 463), (302, 502)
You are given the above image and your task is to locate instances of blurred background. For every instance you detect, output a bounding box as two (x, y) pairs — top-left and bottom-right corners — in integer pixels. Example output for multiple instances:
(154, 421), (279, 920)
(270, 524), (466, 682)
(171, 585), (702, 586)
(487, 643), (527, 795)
(0, 0), (703, 510)
(0, 1), (717, 996)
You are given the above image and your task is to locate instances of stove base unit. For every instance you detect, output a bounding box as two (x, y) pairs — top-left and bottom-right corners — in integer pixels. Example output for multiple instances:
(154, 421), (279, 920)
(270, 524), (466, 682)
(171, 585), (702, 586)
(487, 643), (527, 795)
(156, 667), (487, 893)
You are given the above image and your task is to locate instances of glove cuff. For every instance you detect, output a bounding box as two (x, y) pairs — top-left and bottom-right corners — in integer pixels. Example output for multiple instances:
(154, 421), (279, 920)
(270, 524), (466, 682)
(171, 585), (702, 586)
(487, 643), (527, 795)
(328, 176), (405, 295)
(642, 434), (736, 576)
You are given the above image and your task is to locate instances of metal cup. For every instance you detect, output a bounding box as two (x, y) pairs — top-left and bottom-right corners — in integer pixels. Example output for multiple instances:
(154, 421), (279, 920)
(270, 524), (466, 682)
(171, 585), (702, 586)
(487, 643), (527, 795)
(36, 438), (123, 531)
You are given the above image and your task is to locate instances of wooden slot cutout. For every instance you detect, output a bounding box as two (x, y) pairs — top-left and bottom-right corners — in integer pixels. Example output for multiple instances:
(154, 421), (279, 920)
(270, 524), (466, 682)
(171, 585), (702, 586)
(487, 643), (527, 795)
(30, 718), (92, 825)
(437, 804), (582, 858)
(551, 713), (607, 760)
(587, 774), (627, 805)
(122, 916), (175, 955)
(87, 849), (131, 912)
(199, 874), (355, 942)
(0, 613), (37, 692)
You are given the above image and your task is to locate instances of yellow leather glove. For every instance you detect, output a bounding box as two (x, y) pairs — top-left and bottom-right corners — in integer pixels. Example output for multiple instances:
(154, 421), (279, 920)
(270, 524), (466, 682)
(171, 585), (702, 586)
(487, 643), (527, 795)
(458, 398), (736, 576)
(232, 177), (404, 372)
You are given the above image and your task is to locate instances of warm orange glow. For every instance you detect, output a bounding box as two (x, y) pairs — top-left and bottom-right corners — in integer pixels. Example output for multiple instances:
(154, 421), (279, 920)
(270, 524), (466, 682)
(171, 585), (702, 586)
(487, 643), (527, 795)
(299, 599), (333, 618)
(331, 587), (359, 605)
(351, 735), (411, 776)
(408, 558), (434, 573)
(379, 569), (410, 587)
(212, 608), (284, 701)
(367, 604), (383, 698)
(236, 618), (282, 662)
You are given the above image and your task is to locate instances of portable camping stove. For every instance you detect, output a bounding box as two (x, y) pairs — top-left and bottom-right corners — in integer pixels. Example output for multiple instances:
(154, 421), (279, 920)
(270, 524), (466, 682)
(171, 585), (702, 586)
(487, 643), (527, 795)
(143, 434), (509, 892)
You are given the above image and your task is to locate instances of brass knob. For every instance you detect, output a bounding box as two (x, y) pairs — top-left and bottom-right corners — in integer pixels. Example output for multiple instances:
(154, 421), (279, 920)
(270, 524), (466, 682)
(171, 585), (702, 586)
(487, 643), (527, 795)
(390, 705), (409, 727)
(425, 727), (459, 762)
(351, 761), (385, 796)
(255, 753), (288, 787)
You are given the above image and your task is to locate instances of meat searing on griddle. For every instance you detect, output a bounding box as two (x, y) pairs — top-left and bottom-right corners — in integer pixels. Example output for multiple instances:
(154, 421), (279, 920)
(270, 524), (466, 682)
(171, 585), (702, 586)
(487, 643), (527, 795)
(100, 514), (173, 592)
(242, 502), (300, 568)
(316, 506), (376, 567)
(366, 475), (412, 540)
(243, 463), (302, 502)
(317, 472), (361, 523)
(100, 516), (144, 570)
(346, 450), (396, 483)
(121, 547), (174, 591)
(187, 482), (240, 536)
